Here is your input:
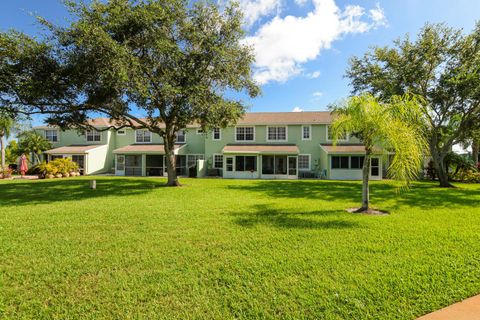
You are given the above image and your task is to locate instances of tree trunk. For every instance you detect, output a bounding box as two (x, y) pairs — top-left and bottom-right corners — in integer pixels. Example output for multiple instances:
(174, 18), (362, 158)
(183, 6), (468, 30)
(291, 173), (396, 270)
(472, 139), (479, 164)
(164, 133), (181, 187)
(431, 149), (453, 188)
(0, 134), (5, 167)
(430, 134), (454, 188)
(357, 149), (371, 212)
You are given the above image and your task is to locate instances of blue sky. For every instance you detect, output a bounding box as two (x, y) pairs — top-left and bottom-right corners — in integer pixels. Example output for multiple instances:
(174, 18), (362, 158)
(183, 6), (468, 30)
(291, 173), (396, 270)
(1, 0), (479, 122)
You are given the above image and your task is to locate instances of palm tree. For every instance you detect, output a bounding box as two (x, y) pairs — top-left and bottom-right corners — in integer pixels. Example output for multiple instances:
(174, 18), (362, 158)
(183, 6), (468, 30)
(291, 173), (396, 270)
(330, 93), (428, 213)
(18, 131), (52, 164)
(0, 113), (15, 167)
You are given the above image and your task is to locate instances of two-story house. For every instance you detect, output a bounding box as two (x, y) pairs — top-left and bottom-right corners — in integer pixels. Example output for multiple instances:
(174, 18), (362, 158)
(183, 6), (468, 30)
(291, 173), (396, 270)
(34, 112), (385, 180)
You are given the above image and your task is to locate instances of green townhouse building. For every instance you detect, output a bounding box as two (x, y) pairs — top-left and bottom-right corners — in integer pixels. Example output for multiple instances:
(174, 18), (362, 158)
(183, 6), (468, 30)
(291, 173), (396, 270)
(34, 111), (386, 180)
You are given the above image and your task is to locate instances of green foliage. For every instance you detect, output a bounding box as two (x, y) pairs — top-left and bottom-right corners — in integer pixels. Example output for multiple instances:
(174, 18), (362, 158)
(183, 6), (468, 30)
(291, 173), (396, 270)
(347, 23), (480, 186)
(0, 177), (480, 318)
(5, 140), (20, 164)
(49, 158), (79, 175)
(17, 131), (52, 162)
(0, 164), (12, 178)
(453, 169), (480, 183)
(331, 93), (428, 185)
(33, 158), (79, 178)
(0, 0), (260, 185)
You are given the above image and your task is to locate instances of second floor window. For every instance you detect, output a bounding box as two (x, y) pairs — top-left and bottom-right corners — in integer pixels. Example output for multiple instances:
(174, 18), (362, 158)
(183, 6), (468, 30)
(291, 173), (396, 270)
(176, 130), (186, 143)
(267, 126), (287, 141)
(212, 128), (221, 140)
(45, 129), (58, 142)
(302, 126), (311, 140)
(135, 130), (151, 143)
(86, 130), (101, 142)
(236, 127), (254, 141)
(327, 125), (348, 141)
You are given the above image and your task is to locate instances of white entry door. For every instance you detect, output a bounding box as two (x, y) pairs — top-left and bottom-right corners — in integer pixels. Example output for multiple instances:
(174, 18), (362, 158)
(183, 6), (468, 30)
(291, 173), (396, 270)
(116, 155), (125, 176)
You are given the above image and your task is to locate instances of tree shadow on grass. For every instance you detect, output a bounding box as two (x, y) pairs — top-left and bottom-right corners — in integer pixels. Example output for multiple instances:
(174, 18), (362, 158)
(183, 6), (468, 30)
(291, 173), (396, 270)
(228, 180), (480, 210)
(231, 204), (361, 229)
(0, 177), (166, 207)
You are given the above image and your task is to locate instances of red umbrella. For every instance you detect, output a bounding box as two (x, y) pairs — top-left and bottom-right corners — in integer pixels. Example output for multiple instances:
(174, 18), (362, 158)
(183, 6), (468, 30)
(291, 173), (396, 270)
(20, 154), (28, 176)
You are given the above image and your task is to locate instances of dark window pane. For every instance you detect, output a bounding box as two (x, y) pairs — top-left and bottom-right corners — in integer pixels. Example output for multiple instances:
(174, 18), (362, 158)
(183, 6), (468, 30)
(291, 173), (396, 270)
(350, 156), (365, 169)
(340, 156), (349, 169)
(332, 156), (340, 169)
(262, 155), (274, 174)
(371, 158), (379, 166)
(275, 156), (287, 174)
(235, 156), (245, 171)
(245, 156), (256, 171)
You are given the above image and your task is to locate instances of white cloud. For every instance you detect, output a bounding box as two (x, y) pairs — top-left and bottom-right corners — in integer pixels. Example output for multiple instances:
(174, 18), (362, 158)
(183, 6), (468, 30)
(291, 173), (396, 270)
(312, 91), (323, 97)
(292, 106), (304, 112)
(239, 0), (282, 26)
(294, 0), (308, 6)
(369, 3), (387, 27)
(306, 70), (321, 78)
(244, 0), (387, 84)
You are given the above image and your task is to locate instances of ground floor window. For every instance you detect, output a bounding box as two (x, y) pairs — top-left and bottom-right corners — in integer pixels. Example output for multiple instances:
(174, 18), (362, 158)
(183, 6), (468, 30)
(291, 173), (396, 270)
(146, 155), (163, 176)
(298, 154), (310, 170)
(125, 155), (142, 176)
(235, 156), (257, 171)
(213, 154), (223, 169)
(226, 157), (233, 171)
(262, 155), (294, 175)
(350, 156), (365, 169)
(71, 155), (85, 174)
(187, 154), (204, 168)
(371, 158), (380, 176)
(331, 155), (377, 172)
(176, 155), (187, 176)
(331, 156), (349, 169)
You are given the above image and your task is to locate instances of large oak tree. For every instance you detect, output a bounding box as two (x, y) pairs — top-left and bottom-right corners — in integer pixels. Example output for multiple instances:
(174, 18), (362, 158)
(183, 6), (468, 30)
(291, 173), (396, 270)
(0, 0), (259, 186)
(347, 23), (480, 187)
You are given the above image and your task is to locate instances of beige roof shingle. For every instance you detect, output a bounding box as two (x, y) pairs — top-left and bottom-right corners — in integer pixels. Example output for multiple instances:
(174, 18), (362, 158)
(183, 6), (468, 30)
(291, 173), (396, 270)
(237, 112), (332, 125)
(320, 144), (383, 154)
(223, 144), (299, 154)
(34, 112), (334, 130)
(113, 144), (185, 154)
(45, 145), (106, 154)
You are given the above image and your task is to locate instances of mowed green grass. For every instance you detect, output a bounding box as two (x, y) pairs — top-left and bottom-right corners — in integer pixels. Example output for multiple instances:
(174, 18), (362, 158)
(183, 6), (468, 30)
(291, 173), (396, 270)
(0, 177), (479, 319)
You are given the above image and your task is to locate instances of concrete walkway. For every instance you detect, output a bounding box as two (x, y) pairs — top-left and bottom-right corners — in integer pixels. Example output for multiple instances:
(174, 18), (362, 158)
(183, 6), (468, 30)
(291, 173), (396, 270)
(418, 295), (480, 320)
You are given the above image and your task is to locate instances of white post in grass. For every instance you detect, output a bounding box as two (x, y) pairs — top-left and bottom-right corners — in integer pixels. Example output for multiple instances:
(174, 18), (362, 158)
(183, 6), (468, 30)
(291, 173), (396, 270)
(90, 180), (96, 189)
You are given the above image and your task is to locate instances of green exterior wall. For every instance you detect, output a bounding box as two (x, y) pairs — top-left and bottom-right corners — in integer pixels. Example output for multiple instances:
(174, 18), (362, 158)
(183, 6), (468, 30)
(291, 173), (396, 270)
(34, 121), (378, 180)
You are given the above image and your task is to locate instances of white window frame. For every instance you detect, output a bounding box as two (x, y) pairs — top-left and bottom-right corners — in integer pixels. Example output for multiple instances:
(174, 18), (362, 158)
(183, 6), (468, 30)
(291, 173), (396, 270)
(298, 154), (311, 171)
(175, 130), (186, 143)
(235, 126), (255, 142)
(86, 129), (101, 142)
(196, 128), (204, 135)
(135, 129), (152, 143)
(212, 128), (221, 141)
(116, 129), (126, 135)
(187, 154), (204, 168)
(44, 129), (59, 142)
(266, 126), (288, 142)
(213, 153), (223, 169)
(302, 125), (311, 141)
(326, 125), (349, 142)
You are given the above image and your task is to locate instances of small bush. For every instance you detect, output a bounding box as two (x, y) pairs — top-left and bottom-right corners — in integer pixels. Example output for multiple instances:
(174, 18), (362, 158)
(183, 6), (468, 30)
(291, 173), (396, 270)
(453, 169), (480, 183)
(0, 165), (13, 179)
(34, 158), (80, 178)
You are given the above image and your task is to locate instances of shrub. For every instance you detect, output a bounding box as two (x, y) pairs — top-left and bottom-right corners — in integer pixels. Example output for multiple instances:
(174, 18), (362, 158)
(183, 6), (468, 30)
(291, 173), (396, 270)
(34, 158), (80, 178)
(49, 158), (79, 175)
(0, 165), (13, 179)
(453, 169), (480, 183)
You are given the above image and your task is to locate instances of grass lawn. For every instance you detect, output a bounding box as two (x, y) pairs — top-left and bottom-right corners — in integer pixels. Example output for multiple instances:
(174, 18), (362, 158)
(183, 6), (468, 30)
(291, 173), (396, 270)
(0, 177), (479, 319)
